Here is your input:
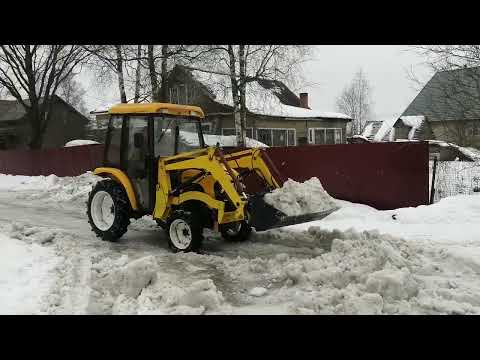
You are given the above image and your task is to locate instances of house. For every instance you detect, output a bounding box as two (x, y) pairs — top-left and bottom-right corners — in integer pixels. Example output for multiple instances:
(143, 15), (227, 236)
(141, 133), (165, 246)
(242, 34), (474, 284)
(0, 95), (89, 150)
(92, 65), (352, 147)
(166, 65), (352, 146)
(361, 67), (480, 149)
(352, 116), (479, 161)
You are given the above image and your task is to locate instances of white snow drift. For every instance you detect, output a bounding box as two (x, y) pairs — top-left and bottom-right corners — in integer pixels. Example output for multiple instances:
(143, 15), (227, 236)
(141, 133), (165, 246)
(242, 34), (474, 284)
(1, 172), (480, 314)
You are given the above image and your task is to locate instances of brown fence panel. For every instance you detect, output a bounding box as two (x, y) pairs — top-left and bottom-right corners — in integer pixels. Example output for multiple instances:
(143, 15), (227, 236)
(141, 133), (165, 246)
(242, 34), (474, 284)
(0, 144), (105, 177)
(262, 142), (429, 210)
(0, 142), (428, 210)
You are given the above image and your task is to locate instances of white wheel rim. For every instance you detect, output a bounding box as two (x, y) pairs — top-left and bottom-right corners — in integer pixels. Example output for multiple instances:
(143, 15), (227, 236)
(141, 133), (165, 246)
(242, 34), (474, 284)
(91, 191), (115, 231)
(169, 219), (192, 250)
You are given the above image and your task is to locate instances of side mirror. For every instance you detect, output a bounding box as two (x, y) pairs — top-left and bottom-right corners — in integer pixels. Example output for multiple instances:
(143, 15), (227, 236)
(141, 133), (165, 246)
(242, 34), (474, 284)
(134, 133), (144, 148)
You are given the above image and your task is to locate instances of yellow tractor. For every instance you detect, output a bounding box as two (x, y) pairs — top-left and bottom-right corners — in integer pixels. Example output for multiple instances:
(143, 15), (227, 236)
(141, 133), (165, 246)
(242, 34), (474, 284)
(87, 103), (336, 252)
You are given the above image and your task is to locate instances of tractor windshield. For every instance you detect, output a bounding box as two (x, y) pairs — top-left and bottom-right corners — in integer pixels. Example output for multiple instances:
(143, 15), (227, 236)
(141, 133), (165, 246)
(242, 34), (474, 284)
(153, 116), (205, 157)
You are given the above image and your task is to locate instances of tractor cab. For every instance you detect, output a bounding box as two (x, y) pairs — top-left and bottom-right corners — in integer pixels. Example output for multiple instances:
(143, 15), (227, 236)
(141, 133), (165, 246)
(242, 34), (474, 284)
(103, 103), (206, 213)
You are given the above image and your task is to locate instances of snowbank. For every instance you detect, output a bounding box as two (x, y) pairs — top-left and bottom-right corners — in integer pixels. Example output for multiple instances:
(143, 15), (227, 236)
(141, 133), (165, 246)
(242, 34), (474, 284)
(65, 140), (100, 147)
(7, 172), (103, 206)
(264, 177), (338, 216)
(0, 230), (57, 314)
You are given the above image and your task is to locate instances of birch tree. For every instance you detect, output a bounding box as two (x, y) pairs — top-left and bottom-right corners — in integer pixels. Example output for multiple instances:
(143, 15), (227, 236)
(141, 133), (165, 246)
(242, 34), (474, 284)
(84, 45), (128, 103)
(185, 45), (312, 147)
(336, 68), (374, 135)
(0, 45), (90, 149)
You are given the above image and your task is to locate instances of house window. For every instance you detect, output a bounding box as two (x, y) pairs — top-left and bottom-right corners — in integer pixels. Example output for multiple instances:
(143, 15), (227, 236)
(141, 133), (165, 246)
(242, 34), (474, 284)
(169, 84), (197, 105)
(256, 128), (296, 147)
(222, 128), (254, 138)
(308, 128), (342, 144)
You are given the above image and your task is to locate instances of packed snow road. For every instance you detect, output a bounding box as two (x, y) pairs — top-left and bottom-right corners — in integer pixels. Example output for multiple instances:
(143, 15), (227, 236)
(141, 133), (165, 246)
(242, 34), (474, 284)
(1, 173), (480, 315)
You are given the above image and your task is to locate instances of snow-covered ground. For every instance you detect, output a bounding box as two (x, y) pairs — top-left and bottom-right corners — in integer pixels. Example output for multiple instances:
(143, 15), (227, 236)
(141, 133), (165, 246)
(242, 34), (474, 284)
(1, 173), (479, 315)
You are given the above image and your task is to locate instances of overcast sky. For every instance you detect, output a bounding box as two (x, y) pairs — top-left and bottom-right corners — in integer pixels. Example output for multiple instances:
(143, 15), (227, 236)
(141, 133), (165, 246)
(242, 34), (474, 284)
(300, 45), (431, 120)
(80, 45), (432, 119)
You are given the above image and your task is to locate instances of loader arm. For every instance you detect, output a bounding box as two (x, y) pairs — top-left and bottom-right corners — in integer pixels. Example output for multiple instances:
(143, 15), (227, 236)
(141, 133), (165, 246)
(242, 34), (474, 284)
(154, 147), (247, 224)
(223, 148), (284, 190)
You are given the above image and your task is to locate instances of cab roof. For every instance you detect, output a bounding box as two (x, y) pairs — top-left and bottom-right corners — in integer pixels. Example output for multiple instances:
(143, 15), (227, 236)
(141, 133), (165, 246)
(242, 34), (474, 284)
(108, 103), (205, 119)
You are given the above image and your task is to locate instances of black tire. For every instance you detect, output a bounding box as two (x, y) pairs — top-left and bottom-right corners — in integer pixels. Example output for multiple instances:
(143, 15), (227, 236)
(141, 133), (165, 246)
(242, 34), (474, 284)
(220, 221), (252, 242)
(166, 210), (203, 253)
(87, 179), (131, 242)
(155, 219), (167, 230)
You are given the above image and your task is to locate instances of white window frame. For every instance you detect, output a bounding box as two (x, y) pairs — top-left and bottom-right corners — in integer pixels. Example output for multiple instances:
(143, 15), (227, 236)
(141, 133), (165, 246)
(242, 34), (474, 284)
(308, 128), (342, 144)
(256, 128), (296, 147)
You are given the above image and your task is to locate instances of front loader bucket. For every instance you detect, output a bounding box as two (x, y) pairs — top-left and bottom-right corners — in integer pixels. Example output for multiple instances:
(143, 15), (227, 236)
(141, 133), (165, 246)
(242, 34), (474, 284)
(247, 193), (339, 232)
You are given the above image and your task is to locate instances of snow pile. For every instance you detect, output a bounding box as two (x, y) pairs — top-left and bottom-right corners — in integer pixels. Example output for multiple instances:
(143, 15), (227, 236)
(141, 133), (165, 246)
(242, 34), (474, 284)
(0, 174), (35, 190)
(215, 226), (425, 314)
(264, 177), (338, 216)
(10, 172), (103, 205)
(65, 140), (100, 147)
(86, 254), (231, 315)
(0, 231), (57, 314)
(400, 115), (425, 140)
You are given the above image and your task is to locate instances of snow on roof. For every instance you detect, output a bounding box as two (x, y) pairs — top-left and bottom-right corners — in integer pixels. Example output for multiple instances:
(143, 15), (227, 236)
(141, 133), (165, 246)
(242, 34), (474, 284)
(190, 69), (350, 120)
(350, 135), (371, 142)
(400, 115), (424, 128)
(362, 123), (374, 138)
(373, 116), (400, 142)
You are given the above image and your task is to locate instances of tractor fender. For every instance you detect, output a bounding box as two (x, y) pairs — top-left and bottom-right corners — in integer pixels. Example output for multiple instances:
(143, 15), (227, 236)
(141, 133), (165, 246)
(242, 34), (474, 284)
(93, 167), (138, 210)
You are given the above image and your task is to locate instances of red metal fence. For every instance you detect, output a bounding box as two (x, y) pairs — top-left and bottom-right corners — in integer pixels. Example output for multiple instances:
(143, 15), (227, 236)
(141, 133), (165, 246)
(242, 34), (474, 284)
(0, 144), (105, 177)
(263, 142), (429, 210)
(0, 142), (429, 210)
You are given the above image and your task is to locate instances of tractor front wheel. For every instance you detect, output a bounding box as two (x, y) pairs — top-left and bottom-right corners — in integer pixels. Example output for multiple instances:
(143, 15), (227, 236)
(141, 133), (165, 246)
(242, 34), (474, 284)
(87, 179), (131, 242)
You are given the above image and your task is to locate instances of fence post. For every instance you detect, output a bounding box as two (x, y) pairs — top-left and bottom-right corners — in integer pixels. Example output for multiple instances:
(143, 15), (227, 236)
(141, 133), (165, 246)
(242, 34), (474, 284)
(430, 156), (438, 204)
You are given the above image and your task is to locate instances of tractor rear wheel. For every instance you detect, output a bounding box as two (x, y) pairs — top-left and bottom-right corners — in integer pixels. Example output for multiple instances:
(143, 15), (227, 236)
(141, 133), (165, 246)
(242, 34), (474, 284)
(220, 221), (252, 242)
(166, 210), (203, 253)
(87, 179), (131, 242)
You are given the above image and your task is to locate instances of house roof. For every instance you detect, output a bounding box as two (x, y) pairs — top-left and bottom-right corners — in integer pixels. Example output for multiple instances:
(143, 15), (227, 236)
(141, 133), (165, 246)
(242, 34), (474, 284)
(0, 95), (89, 123)
(402, 66), (480, 121)
(0, 100), (26, 122)
(182, 65), (351, 120)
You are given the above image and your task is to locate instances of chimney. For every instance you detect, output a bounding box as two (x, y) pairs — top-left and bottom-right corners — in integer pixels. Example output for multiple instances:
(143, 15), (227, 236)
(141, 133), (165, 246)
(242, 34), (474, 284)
(299, 93), (309, 109)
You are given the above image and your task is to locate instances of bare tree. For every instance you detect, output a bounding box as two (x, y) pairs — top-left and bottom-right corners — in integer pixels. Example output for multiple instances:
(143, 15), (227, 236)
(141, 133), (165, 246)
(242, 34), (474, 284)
(408, 45), (480, 147)
(57, 72), (88, 115)
(0, 45), (90, 149)
(133, 45), (142, 103)
(185, 45), (312, 146)
(336, 68), (373, 135)
(83, 45), (130, 103)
